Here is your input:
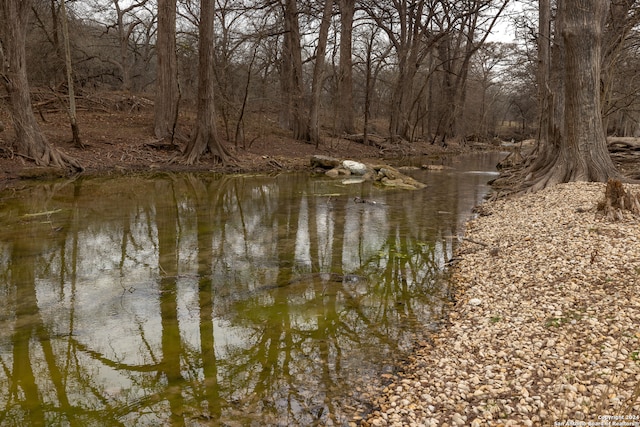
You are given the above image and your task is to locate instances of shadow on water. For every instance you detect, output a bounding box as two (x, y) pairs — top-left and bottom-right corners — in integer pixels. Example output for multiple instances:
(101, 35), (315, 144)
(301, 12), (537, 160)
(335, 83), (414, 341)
(0, 152), (504, 426)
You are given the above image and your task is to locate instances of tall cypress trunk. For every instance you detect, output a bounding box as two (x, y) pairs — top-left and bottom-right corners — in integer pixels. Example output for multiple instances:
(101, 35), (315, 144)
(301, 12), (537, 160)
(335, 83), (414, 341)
(309, 0), (333, 146)
(154, 0), (180, 140)
(523, 0), (620, 191)
(561, 0), (616, 180)
(182, 0), (233, 164)
(336, 0), (355, 134)
(281, 0), (308, 140)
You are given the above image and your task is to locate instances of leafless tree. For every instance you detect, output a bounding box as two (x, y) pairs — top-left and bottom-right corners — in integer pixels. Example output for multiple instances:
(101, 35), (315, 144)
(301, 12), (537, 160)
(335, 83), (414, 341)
(356, 24), (392, 144)
(362, 0), (439, 141)
(0, 0), (82, 171)
(154, 0), (180, 140)
(59, 0), (82, 147)
(110, 0), (150, 92)
(308, 0), (334, 146)
(362, 0), (508, 142)
(280, 0), (307, 140)
(464, 42), (514, 139)
(182, 0), (234, 164)
(72, 0), (153, 91)
(501, 44), (537, 137)
(336, 0), (355, 134)
(523, 0), (622, 191)
(431, 0), (510, 143)
(601, 0), (640, 135)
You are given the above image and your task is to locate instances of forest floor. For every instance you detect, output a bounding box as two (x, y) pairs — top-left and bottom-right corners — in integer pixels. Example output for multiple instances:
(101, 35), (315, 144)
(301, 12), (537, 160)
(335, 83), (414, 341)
(0, 104), (482, 190)
(1, 94), (639, 188)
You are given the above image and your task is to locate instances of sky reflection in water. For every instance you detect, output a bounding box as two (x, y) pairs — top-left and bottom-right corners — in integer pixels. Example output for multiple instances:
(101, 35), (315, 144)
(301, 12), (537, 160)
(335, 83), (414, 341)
(0, 152), (503, 426)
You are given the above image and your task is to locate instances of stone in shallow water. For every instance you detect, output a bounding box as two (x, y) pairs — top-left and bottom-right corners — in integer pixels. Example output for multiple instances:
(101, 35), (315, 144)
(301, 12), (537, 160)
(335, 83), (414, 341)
(325, 168), (340, 178)
(342, 177), (366, 185)
(342, 160), (368, 175)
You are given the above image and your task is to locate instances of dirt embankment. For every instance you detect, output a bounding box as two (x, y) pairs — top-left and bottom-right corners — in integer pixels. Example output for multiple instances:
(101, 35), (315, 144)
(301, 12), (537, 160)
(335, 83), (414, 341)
(3, 100), (639, 191)
(0, 107), (479, 189)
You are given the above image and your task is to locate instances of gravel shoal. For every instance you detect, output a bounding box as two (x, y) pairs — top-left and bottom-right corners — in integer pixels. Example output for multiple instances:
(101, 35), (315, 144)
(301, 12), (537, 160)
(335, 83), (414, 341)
(363, 182), (640, 427)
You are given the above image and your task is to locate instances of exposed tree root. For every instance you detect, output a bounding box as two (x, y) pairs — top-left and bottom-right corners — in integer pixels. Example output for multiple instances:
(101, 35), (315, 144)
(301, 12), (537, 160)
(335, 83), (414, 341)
(597, 179), (640, 221)
(15, 131), (84, 172)
(490, 139), (631, 196)
(182, 127), (236, 166)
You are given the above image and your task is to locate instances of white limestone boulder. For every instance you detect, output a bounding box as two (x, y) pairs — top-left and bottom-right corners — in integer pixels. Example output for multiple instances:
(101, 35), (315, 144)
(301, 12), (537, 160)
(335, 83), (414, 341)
(342, 160), (368, 176)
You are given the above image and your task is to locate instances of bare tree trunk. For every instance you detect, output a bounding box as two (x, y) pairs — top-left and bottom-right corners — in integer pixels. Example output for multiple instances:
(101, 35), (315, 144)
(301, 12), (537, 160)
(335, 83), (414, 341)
(600, 0), (640, 134)
(336, 0), (355, 134)
(281, 0), (308, 140)
(434, 33), (458, 143)
(235, 44), (258, 147)
(113, 0), (132, 92)
(309, 0), (333, 146)
(387, 0), (421, 142)
(0, 0), (82, 171)
(561, 0), (617, 178)
(524, 0), (620, 191)
(363, 28), (375, 146)
(599, 179), (640, 220)
(535, 0), (551, 150)
(59, 0), (82, 148)
(111, 0), (148, 92)
(154, 0), (180, 140)
(389, 62), (416, 141)
(49, 0), (61, 55)
(435, 1), (508, 142)
(528, 0), (566, 177)
(182, 0), (233, 164)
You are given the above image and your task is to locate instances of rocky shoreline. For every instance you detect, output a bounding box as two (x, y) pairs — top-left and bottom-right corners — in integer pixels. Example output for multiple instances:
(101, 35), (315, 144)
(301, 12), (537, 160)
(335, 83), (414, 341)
(362, 182), (640, 427)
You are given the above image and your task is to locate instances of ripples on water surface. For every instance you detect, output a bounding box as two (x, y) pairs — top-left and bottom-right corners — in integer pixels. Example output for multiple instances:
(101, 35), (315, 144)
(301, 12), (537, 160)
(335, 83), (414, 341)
(0, 152), (504, 426)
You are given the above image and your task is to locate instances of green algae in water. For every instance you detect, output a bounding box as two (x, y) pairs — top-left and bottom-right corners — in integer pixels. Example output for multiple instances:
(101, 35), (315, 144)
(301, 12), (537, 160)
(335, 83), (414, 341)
(0, 152), (504, 425)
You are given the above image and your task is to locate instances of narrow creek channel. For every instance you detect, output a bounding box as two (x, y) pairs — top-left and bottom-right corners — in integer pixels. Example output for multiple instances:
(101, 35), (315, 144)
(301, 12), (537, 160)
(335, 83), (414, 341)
(0, 151), (504, 426)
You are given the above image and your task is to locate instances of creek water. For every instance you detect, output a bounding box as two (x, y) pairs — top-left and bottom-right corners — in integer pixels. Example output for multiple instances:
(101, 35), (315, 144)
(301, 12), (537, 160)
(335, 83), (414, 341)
(0, 152), (504, 426)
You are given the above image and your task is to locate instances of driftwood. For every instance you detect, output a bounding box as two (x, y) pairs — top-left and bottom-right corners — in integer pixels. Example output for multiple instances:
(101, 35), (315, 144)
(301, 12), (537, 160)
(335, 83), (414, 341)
(496, 149), (524, 170)
(28, 88), (153, 114)
(342, 133), (387, 149)
(144, 140), (181, 151)
(608, 138), (640, 176)
(597, 179), (640, 221)
(608, 137), (640, 152)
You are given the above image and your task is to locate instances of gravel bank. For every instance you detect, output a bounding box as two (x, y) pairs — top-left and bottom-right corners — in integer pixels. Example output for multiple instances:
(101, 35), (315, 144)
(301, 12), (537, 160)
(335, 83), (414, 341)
(363, 182), (640, 427)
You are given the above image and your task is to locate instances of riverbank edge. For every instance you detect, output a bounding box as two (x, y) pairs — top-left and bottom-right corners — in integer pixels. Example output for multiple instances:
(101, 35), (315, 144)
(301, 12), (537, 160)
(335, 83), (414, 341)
(361, 181), (640, 427)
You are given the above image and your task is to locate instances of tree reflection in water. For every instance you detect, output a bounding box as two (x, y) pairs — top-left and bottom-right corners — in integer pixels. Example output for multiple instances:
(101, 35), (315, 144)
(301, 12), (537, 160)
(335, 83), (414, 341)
(0, 152), (502, 426)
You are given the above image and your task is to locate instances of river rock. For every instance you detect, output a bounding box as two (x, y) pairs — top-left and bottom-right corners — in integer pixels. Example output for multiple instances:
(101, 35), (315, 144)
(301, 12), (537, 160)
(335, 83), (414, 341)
(422, 164), (453, 171)
(342, 177), (366, 185)
(380, 177), (418, 190)
(325, 168), (343, 178)
(377, 167), (398, 180)
(342, 160), (368, 175)
(376, 166), (427, 190)
(310, 155), (427, 190)
(311, 155), (341, 169)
